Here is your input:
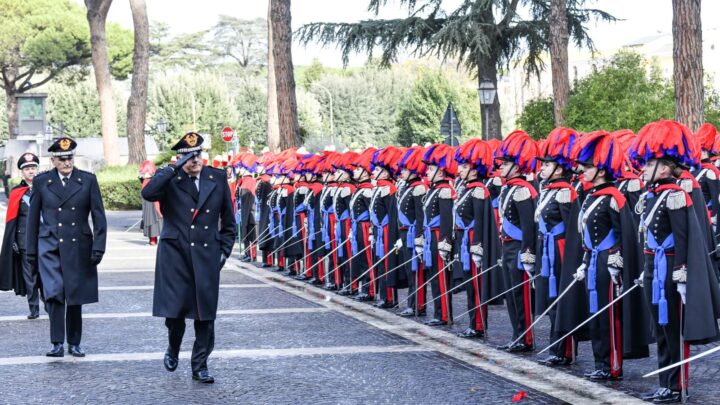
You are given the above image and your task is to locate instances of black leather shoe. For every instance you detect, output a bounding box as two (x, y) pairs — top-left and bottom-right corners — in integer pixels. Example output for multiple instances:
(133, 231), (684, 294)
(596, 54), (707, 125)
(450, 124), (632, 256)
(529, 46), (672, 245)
(337, 288), (352, 296)
(164, 349), (179, 372)
(398, 308), (415, 317)
(307, 277), (321, 285)
(46, 343), (64, 357)
(323, 283), (337, 290)
(583, 369), (621, 381)
(68, 345), (85, 357)
(373, 300), (396, 309)
(506, 342), (534, 353)
(643, 388), (667, 401)
(240, 256), (251, 262)
(457, 328), (484, 338)
(538, 355), (571, 367)
(295, 274), (310, 281)
(424, 318), (447, 326)
(652, 389), (681, 403)
(261, 263), (272, 268)
(192, 369), (215, 384)
(353, 293), (373, 302)
(496, 342), (512, 350)
(27, 313), (40, 320)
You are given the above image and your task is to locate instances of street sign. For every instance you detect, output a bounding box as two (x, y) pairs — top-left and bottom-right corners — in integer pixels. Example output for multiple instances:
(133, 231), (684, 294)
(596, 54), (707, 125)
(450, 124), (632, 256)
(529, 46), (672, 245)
(221, 126), (235, 143)
(440, 103), (461, 146)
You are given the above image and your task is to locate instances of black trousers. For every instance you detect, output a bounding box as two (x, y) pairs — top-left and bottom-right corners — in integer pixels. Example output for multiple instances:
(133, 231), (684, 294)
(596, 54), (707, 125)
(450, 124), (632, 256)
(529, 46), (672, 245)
(587, 267), (623, 376)
(19, 251), (40, 315)
(501, 241), (534, 346)
(47, 300), (82, 345)
(165, 318), (215, 373)
(643, 262), (684, 392)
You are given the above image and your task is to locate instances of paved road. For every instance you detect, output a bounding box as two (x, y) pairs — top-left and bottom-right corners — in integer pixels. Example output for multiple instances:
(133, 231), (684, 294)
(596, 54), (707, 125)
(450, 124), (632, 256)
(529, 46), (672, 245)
(0, 209), (715, 403)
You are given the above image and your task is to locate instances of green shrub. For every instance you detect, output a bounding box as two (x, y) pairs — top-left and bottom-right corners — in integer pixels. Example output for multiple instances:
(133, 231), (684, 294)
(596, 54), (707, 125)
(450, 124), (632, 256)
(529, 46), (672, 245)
(97, 165), (142, 210)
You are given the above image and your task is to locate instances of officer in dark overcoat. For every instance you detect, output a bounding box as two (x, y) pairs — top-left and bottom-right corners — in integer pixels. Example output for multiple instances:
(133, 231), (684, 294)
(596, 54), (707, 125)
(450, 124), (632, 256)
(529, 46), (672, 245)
(141, 132), (236, 383)
(26, 137), (107, 357)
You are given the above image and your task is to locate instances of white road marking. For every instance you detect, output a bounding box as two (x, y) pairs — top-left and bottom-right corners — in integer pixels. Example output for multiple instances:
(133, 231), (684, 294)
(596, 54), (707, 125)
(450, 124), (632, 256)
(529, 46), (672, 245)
(232, 264), (645, 405)
(0, 307), (331, 322)
(0, 345), (428, 366)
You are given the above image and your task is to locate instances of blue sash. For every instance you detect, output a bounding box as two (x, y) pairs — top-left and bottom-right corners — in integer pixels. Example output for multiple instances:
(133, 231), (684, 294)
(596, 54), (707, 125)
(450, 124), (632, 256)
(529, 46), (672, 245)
(582, 228), (617, 313)
(371, 208), (389, 257)
(455, 213), (475, 272)
(502, 219), (525, 270)
(349, 210), (369, 256)
(538, 217), (566, 298)
(321, 203), (334, 250)
(335, 209), (351, 257)
(398, 210), (418, 271)
(646, 231), (674, 326)
(308, 207), (316, 250)
(422, 215), (440, 266)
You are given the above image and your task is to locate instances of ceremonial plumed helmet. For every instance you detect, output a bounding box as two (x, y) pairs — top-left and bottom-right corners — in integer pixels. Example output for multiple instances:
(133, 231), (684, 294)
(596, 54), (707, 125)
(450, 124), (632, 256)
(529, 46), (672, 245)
(496, 130), (538, 174)
(422, 143), (458, 177)
(630, 119), (700, 169)
(455, 139), (494, 176)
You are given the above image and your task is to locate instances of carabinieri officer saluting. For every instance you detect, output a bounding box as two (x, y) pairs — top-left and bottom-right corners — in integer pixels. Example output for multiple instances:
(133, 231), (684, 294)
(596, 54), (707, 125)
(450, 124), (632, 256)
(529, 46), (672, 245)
(142, 132), (236, 383)
(26, 137), (107, 357)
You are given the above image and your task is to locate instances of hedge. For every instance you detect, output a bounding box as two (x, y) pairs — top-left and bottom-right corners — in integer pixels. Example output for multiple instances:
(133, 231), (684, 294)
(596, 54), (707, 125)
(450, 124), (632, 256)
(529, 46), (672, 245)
(96, 165), (142, 210)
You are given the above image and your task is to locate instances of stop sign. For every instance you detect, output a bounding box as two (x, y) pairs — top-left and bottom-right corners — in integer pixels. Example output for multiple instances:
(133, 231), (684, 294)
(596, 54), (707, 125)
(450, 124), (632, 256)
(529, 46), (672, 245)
(221, 126), (234, 143)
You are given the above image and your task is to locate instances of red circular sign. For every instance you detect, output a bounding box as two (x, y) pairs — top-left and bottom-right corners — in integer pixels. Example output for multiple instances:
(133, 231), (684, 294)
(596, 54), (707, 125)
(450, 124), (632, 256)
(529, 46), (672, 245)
(221, 126), (234, 142)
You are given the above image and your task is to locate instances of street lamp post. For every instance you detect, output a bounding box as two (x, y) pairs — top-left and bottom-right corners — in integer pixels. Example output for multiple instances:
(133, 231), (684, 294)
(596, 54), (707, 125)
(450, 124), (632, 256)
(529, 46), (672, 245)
(313, 83), (335, 146)
(478, 79), (497, 141)
(157, 117), (167, 152)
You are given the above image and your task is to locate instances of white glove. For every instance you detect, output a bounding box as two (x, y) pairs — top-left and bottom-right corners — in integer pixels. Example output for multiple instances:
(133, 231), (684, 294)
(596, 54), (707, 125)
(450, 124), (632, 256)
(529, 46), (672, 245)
(394, 239), (403, 250)
(472, 254), (482, 267)
(609, 267), (622, 285)
(368, 234), (375, 244)
(574, 263), (587, 281)
(439, 250), (450, 261)
(677, 283), (687, 304)
(672, 268), (688, 283)
(522, 263), (534, 274)
(415, 245), (424, 255)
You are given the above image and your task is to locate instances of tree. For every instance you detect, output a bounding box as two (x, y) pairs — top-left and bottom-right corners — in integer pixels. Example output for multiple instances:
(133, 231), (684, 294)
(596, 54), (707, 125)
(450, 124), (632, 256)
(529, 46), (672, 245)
(672, 0), (703, 131)
(212, 16), (267, 70)
(266, 1), (280, 151)
(517, 51), (680, 135)
(126, 0), (149, 164)
(548, 0), (570, 125)
(270, 0), (301, 150)
(0, 0), (92, 139)
(298, 0), (613, 139)
(46, 80), (127, 138)
(396, 69), (480, 145)
(86, 0), (122, 165)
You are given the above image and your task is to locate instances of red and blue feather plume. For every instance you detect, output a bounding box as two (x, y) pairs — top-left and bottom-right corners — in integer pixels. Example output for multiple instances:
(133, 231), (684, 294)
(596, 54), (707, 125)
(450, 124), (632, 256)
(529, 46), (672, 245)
(537, 127), (578, 170)
(397, 146), (427, 176)
(573, 130), (625, 179)
(371, 146), (403, 175)
(629, 119), (700, 169)
(496, 130), (538, 174)
(455, 139), (494, 176)
(695, 122), (718, 153)
(422, 143), (458, 177)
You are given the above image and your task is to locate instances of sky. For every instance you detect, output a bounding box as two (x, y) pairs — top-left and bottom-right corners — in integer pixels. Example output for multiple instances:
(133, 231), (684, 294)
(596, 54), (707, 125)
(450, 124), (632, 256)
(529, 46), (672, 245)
(90, 0), (720, 67)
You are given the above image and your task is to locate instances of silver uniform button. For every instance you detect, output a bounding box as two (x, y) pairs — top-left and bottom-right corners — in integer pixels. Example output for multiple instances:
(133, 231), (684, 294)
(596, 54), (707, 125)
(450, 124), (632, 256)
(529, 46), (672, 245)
(59, 239), (64, 243)
(191, 242), (195, 246)
(191, 225), (195, 229)
(191, 208), (195, 212)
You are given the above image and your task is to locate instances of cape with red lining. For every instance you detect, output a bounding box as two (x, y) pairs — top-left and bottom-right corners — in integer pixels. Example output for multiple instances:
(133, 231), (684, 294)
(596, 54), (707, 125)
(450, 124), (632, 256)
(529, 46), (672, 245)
(0, 184), (30, 294)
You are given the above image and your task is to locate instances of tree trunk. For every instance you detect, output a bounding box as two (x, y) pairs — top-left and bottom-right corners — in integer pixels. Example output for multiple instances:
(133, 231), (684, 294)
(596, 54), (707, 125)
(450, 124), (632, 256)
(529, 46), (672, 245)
(4, 89), (18, 140)
(270, 0), (301, 150)
(477, 51), (502, 140)
(2, 66), (19, 139)
(672, 0), (703, 131)
(86, 0), (120, 166)
(549, 0), (570, 127)
(126, 0), (149, 164)
(266, 0), (280, 152)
